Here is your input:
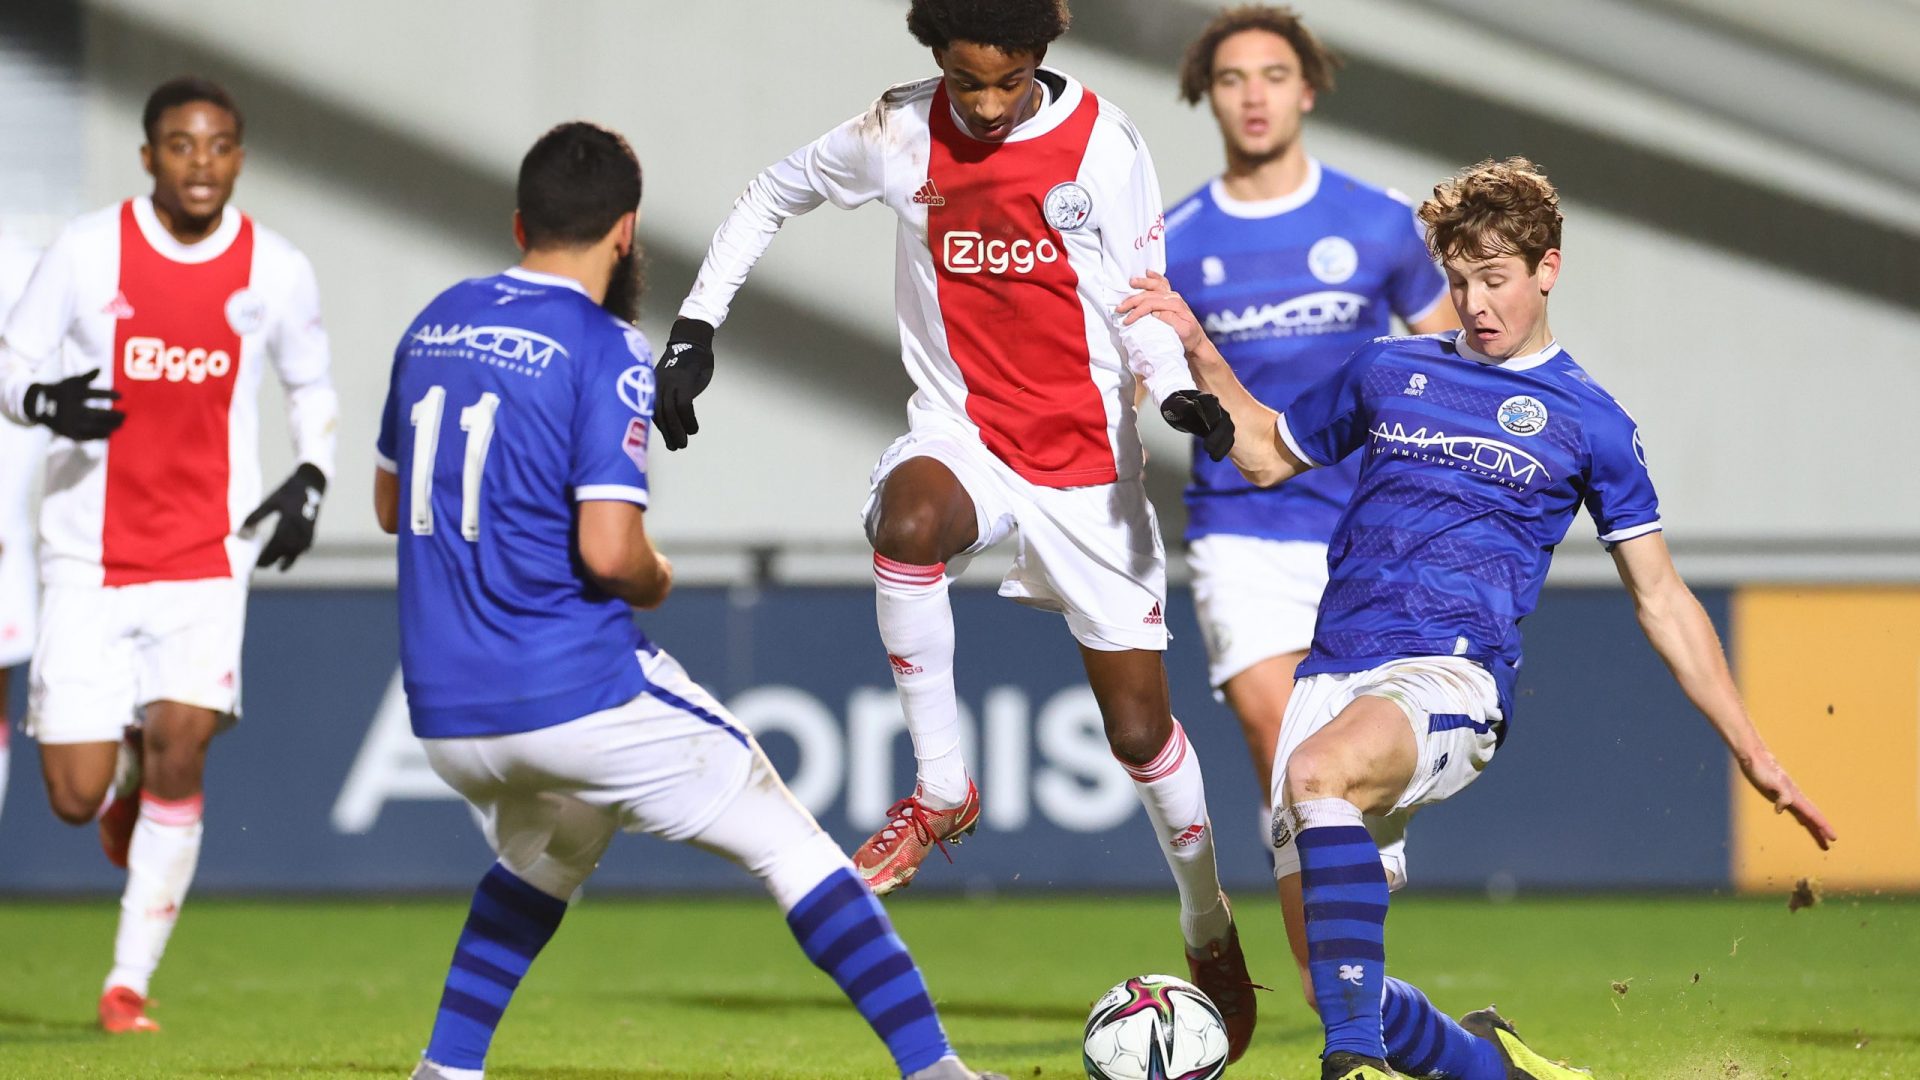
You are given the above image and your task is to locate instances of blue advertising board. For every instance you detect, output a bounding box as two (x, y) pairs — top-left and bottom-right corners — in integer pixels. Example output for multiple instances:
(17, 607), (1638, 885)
(0, 584), (1730, 894)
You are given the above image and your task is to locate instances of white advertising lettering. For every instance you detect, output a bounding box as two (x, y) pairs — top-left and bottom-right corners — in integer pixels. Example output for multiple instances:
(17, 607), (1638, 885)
(941, 231), (1061, 277)
(1202, 290), (1369, 338)
(333, 675), (1138, 835)
(121, 335), (234, 384)
(410, 324), (569, 369)
(1370, 420), (1552, 488)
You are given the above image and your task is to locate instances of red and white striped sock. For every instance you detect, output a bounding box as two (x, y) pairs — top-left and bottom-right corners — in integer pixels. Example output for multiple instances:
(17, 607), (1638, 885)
(105, 792), (204, 997)
(1120, 721), (1230, 948)
(872, 554), (969, 808)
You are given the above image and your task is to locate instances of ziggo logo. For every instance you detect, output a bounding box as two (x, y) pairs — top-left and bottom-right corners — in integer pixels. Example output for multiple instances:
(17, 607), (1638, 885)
(942, 230), (1062, 276)
(122, 336), (233, 384)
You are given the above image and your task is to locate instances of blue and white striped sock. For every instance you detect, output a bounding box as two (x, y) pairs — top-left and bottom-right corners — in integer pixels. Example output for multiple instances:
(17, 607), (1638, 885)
(785, 869), (952, 1076)
(1295, 797), (1389, 1059)
(1383, 977), (1504, 1079)
(425, 863), (567, 1071)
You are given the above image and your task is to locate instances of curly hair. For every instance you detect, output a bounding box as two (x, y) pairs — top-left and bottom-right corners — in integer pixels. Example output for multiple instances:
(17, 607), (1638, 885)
(1418, 157), (1564, 269)
(906, 0), (1070, 54)
(1178, 5), (1340, 105)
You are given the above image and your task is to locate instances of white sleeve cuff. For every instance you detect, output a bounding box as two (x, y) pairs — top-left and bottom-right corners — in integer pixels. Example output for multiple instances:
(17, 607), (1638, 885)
(374, 452), (398, 474)
(1598, 520), (1663, 545)
(1275, 413), (1325, 469)
(575, 483), (650, 508)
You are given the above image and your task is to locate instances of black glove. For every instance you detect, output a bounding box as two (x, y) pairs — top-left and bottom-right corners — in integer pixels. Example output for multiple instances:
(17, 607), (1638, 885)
(1161, 389), (1235, 462)
(656, 318), (716, 451)
(23, 369), (123, 440)
(244, 463), (327, 571)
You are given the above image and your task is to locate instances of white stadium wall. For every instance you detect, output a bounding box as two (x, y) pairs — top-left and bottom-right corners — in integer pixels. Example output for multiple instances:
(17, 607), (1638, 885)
(36, 0), (1920, 582)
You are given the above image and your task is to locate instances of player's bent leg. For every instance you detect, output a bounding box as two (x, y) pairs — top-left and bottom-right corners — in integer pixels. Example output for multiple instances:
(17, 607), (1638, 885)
(1281, 696), (1420, 1065)
(1079, 645), (1257, 1062)
(38, 739), (118, 825)
(859, 455), (985, 893)
(99, 700), (218, 1028)
(689, 745), (1004, 1080)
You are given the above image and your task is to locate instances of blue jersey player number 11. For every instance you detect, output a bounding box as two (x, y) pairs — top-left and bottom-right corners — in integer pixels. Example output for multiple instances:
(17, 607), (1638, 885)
(373, 122), (1000, 1080)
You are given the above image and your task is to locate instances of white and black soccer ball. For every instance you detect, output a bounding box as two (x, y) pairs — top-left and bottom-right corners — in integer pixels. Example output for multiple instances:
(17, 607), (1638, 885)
(1082, 973), (1229, 1080)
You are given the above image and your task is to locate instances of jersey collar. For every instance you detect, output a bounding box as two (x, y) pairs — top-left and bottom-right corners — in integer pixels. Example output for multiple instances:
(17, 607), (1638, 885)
(131, 195), (242, 264)
(943, 67), (1084, 144)
(503, 266), (591, 296)
(1208, 158), (1322, 220)
(1452, 329), (1562, 372)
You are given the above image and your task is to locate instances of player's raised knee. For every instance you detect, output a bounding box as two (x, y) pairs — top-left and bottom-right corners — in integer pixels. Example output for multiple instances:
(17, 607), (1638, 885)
(1282, 743), (1358, 805)
(869, 498), (955, 566)
(45, 780), (103, 826)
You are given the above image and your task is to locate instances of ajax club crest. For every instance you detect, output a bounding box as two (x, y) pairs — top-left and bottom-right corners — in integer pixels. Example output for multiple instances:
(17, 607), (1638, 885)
(1043, 182), (1093, 232)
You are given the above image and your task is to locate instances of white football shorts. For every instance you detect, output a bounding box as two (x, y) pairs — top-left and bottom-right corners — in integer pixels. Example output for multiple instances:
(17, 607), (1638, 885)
(27, 577), (247, 744)
(863, 416), (1168, 652)
(422, 647), (845, 902)
(1269, 656), (1502, 891)
(1187, 533), (1328, 688)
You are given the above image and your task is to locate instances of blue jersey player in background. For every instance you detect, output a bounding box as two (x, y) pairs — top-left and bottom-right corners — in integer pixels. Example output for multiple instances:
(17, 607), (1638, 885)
(374, 122), (1002, 1080)
(1162, 6), (1458, 902)
(1126, 157), (1835, 1079)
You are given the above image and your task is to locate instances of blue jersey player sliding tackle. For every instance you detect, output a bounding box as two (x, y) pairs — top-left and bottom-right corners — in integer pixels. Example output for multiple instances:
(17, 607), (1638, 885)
(375, 123), (1003, 1080)
(1122, 157), (1837, 1079)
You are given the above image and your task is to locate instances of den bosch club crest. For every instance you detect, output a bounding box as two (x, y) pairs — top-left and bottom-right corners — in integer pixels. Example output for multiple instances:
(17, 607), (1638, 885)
(1043, 181), (1093, 232)
(1497, 394), (1550, 436)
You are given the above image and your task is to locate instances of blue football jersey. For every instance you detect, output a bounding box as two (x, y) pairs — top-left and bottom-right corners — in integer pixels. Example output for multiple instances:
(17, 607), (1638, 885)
(1278, 332), (1661, 720)
(1165, 160), (1447, 544)
(377, 267), (658, 739)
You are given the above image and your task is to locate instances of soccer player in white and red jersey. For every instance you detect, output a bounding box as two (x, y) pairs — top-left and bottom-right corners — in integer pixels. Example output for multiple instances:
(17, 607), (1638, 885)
(661, 0), (1258, 1058)
(0, 230), (49, 828)
(0, 76), (338, 1034)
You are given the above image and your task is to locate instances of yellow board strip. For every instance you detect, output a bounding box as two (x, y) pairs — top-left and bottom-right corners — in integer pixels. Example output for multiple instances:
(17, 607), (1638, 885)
(1732, 586), (1920, 892)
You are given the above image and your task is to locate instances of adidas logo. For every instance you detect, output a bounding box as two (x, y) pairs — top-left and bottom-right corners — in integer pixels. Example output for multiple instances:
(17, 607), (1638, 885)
(102, 291), (135, 319)
(888, 652), (923, 676)
(911, 179), (946, 207)
(1143, 602), (1164, 625)
(1171, 823), (1207, 848)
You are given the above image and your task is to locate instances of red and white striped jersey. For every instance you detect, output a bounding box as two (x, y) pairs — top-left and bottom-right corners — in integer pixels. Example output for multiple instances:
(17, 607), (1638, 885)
(0, 197), (338, 587)
(680, 69), (1193, 488)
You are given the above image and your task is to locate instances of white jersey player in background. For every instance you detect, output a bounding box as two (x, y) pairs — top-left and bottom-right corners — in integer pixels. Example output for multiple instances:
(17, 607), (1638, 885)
(0, 231), (49, 829)
(657, 0), (1259, 1062)
(0, 77), (337, 1034)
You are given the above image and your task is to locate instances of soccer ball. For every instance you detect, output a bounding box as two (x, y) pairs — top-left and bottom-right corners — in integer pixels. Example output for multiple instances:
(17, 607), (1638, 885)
(1082, 973), (1229, 1080)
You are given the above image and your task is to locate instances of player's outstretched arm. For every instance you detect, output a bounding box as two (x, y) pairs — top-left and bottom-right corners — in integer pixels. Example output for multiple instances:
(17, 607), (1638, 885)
(577, 500), (673, 610)
(1611, 533), (1837, 850)
(1118, 273), (1305, 487)
(665, 111), (885, 451)
(373, 466), (399, 536)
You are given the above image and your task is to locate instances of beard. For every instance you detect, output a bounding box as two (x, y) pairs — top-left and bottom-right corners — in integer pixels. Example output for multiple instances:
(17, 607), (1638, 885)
(602, 241), (645, 324)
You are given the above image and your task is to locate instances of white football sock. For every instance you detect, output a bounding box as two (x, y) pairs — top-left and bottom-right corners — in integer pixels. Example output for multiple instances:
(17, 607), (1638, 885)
(105, 792), (203, 996)
(0, 723), (10, 828)
(423, 1061), (484, 1080)
(873, 554), (969, 808)
(1120, 721), (1232, 948)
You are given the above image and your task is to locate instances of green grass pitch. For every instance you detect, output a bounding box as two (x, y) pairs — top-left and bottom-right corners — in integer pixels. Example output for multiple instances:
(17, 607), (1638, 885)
(0, 893), (1914, 1078)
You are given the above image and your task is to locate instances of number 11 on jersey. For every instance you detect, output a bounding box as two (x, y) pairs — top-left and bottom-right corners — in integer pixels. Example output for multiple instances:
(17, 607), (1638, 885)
(409, 386), (501, 540)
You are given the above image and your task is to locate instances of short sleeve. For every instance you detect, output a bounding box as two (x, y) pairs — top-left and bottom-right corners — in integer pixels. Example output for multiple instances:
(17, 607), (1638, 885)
(1276, 346), (1379, 468)
(1384, 199), (1447, 324)
(374, 340), (403, 474)
(570, 324), (653, 507)
(1583, 400), (1662, 545)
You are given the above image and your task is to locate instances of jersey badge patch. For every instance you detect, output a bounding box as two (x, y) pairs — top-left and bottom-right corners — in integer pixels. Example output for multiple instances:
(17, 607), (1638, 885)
(1043, 181), (1093, 232)
(225, 288), (267, 335)
(617, 363), (655, 415)
(623, 416), (649, 469)
(1201, 256), (1226, 286)
(1308, 236), (1358, 284)
(1497, 395), (1549, 436)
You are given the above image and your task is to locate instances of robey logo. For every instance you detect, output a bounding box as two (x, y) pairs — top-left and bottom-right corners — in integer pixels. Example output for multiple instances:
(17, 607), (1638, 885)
(122, 336), (233, 384)
(942, 231), (1062, 276)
